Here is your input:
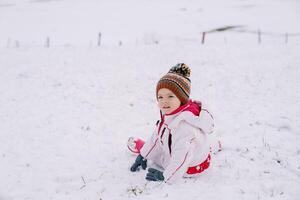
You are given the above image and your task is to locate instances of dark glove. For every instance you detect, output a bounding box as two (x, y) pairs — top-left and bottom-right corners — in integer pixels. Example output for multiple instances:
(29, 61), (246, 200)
(130, 154), (147, 172)
(146, 168), (164, 181)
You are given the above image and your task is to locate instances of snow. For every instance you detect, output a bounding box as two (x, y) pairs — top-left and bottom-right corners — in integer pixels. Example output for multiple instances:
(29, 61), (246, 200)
(0, 0), (300, 199)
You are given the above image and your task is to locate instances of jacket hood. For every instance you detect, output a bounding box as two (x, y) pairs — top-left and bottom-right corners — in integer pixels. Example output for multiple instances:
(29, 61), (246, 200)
(165, 100), (201, 117)
(164, 100), (214, 134)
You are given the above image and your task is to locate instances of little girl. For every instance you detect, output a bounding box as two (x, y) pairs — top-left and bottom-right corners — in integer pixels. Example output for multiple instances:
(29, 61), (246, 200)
(129, 63), (219, 184)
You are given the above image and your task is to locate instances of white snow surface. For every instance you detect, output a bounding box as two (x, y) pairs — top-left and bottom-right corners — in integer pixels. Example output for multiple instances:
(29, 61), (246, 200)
(0, 0), (300, 199)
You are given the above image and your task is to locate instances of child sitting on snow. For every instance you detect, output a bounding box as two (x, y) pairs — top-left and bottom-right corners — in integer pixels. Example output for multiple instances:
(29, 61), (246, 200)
(128, 63), (220, 184)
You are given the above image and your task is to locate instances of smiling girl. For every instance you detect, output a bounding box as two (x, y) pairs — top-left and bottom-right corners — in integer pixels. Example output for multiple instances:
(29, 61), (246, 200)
(128, 63), (219, 184)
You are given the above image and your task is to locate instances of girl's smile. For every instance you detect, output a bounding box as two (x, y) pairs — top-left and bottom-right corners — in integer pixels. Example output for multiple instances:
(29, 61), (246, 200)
(157, 88), (181, 115)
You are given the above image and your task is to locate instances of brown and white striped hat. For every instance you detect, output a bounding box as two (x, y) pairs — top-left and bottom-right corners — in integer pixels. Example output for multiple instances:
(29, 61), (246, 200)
(156, 63), (191, 105)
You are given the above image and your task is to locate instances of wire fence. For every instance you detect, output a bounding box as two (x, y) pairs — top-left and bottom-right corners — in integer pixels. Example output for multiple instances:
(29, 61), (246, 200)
(201, 26), (300, 44)
(2, 27), (300, 48)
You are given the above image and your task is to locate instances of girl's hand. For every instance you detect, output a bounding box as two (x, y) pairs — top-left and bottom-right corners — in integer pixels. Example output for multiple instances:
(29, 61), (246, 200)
(130, 154), (147, 172)
(146, 168), (164, 181)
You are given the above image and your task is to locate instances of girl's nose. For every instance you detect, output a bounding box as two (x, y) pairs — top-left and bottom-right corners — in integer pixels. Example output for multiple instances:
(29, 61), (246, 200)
(160, 101), (166, 105)
(162, 101), (169, 106)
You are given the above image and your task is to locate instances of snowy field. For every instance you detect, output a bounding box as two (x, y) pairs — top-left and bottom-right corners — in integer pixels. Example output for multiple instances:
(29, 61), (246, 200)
(0, 0), (300, 200)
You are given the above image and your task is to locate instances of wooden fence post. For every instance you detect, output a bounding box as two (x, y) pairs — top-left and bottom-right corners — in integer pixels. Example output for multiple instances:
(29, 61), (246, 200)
(46, 37), (50, 48)
(258, 29), (261, 44)
(202, 32), (206, 44)
(98, 32), (101, 47)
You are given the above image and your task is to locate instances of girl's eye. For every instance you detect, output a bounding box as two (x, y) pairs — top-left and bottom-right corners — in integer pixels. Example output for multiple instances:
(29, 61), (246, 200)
(168, 95), (174, 98)
(158, 96), (163, 99)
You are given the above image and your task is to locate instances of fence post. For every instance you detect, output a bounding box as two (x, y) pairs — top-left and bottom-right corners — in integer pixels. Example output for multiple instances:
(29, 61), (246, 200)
(258, 29), (261, 44)
(285, 33), (288, 44)
(98, 32), (101, 47)
(46, 37), (50, 48)
(202, 32), (206, 44)
(15, 40), (20, 48)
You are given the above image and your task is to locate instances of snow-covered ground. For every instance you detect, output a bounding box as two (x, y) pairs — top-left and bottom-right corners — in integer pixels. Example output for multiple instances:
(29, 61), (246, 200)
(0, 0), (300, 200)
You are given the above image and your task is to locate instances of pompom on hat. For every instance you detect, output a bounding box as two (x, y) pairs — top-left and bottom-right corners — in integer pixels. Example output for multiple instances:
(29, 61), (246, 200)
(156, 63), (191, 105)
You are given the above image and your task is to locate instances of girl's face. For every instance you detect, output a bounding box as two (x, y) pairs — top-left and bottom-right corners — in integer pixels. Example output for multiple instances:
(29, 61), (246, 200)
(157, 88), (181, 115)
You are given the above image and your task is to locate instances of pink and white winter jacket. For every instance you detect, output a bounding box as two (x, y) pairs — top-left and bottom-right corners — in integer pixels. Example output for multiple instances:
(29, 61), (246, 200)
(140, 100), (214, 184)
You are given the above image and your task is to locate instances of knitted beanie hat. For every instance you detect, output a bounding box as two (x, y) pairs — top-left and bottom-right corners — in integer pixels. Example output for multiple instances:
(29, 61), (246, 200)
(156, 63), (191, 105)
